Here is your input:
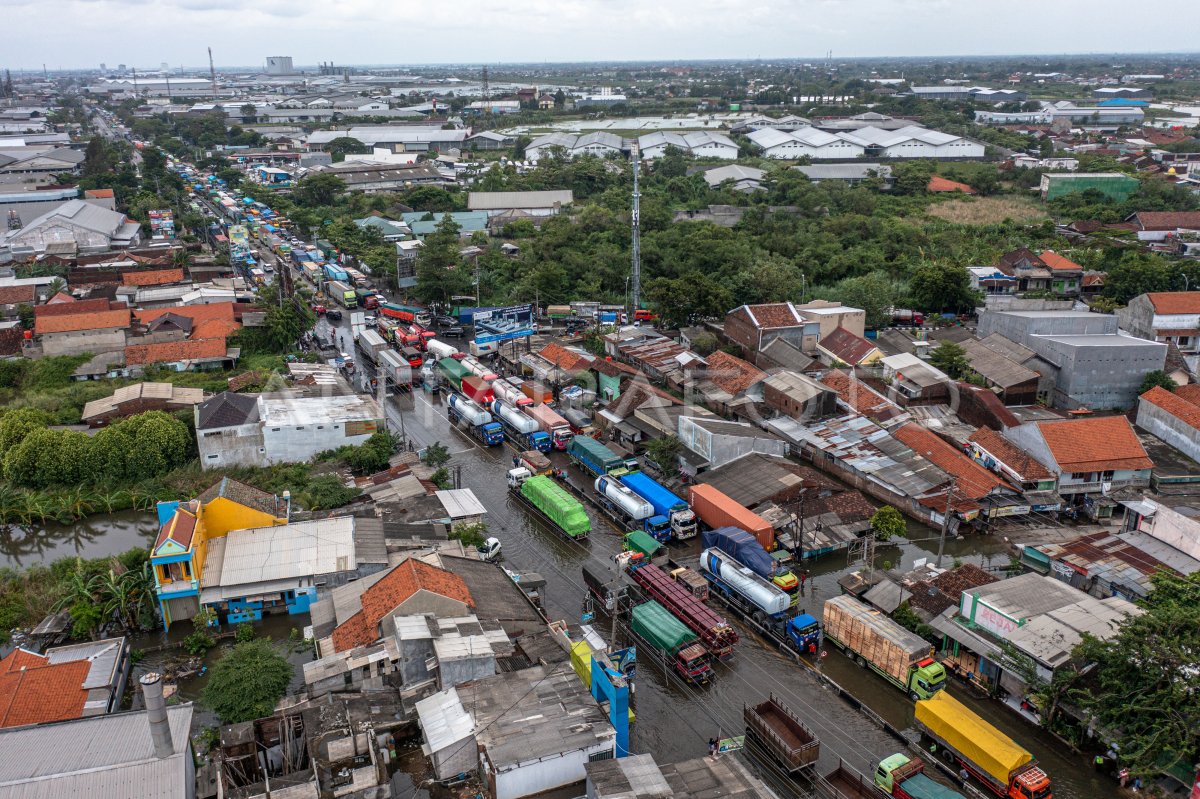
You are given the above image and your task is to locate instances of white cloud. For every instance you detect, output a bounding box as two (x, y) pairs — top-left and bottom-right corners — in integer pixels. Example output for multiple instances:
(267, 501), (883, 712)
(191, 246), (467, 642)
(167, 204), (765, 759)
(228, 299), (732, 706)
(5, 0), (1196, 70)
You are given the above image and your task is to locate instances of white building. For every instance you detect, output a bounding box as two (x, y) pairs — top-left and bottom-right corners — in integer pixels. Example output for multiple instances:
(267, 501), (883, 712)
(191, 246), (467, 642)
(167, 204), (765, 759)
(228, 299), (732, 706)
(265, 56), (294, 75)
(637, 131), (738, 160)
(525, 132), (624, 160)
(0, 199), (141, 260)
(847, 125), (986, 159)
(195, 391), (385, 469)
(747, 127), (865, 160)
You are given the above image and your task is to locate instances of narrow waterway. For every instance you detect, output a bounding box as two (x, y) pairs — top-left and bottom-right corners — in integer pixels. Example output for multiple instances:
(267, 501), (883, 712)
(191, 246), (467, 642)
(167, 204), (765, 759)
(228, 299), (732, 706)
(0, 510), (156, 569)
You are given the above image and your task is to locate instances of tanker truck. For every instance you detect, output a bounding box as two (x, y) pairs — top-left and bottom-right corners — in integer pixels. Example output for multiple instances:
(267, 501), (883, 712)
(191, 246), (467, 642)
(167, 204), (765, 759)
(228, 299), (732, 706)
(491, 400), (552, 452)
(446, 394), (503, 446)
(618, 471), (696, 541)
(701, 526), (798, 604)
(594, 475), (671, 540)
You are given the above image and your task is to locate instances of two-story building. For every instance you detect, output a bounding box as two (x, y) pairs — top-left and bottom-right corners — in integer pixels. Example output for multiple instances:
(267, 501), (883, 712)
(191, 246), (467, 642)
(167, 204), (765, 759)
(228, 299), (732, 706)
(1118, 291), (1200, 373)
(724, 302), (817, 358)
(1002, 415), (1153, 518)
(1038, 251), (1084, 296)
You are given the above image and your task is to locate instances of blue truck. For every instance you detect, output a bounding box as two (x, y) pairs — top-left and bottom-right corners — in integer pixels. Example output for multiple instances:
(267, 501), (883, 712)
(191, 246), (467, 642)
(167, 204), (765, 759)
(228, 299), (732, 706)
(567, 435), (636, 478)
(490, 401), (552, 452)
(323, 263), (349, 283)
(447, 395), (503, 446)
(618, 472), (697, 541)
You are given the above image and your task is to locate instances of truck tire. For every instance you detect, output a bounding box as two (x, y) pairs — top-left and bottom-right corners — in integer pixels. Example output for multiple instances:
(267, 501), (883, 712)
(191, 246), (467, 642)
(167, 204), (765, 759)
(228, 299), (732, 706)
(941, 749), (955, 766)
(909, 691), (920, 702)
(855, 655), (866, 668)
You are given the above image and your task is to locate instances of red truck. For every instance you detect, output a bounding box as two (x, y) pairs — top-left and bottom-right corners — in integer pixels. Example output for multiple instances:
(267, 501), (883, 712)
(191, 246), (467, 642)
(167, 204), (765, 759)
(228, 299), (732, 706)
(689, 483), (776, 552)
(627, 559), (738, 659)
(461, 375), (494, 406)
(522, 404), (573, 450)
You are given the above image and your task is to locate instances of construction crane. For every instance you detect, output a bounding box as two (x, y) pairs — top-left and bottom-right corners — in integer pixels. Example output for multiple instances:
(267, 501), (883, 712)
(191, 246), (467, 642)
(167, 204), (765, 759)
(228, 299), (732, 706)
(629, 143), (641, 317)
(208, 47), (217, 94)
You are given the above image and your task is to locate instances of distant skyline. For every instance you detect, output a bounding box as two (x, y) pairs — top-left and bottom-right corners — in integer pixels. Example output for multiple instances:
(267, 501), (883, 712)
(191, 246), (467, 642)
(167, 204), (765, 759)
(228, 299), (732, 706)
(6, 0), (1199, 72)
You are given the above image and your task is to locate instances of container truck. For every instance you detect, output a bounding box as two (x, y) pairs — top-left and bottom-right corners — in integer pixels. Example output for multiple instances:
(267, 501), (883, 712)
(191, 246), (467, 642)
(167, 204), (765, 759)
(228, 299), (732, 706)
(491, 401), (552, 452)
(628, 601), (713, 685)
(461, 375), (494, 406)
(355, 328), (388, 365)
(689, 483), (776, 551)
(914, 693), (1052, 799)
(822, 595), (946, 701)
(744, 695), (819, 773)
(323, 264), (349, 283)
(523, 404), (573, 450)
(376, 349), (412, 393)
(355, 287), (379, 309)
(379, 303), (432, 326)
(520, 381), (554, 404)
(438, 357), (472, 393)
(874, 754), (968, 799)
(493, 378), (532, 408)
(626, 558), (738, 659)
(446, 394), (503, 446)
(701, 526), (798, 603)
(698, 548), (821, 656)
(618, 472), (697, 541)
(506, 469), (590, 540)
(426, 339), (460, 362)
(328, 280), (357, 308)
(568, 436), (635, 478)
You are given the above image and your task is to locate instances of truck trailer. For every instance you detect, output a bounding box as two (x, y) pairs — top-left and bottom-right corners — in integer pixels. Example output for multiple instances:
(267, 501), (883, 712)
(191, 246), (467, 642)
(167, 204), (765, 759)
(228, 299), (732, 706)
(689, 483), (775, 551)
(914, 693), (1052, 799)
(328, 280), (357, 308)
(567, 435), (634, 478)
(701, 526), (798, 603)
(376, 348), (413, 393)
(522, 404), (573, 450)
(874, 754), (967, 799)
(628, 601), (713, 685)
(355, 328), (388, 365)
(627, 558), (738, 659)
(744, 695), (819, 773)
(594, 475), (670, 540)
(446, 394), (503, 446)
(822, 595), (946, 701)
(618, 471), (696, 541)
(507, 469), (590, 540)
(491, 401), (552, 452)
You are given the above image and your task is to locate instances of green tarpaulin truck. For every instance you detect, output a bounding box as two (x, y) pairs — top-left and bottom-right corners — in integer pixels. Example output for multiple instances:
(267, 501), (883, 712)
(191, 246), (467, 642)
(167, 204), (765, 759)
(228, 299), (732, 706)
(629, 601), (713, 684)
(507, 469), (590, 540)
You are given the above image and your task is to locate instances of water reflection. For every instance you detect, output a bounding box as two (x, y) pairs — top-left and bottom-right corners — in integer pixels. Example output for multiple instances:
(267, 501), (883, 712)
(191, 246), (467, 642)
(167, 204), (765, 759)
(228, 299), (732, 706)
(0, 510), (157, 568)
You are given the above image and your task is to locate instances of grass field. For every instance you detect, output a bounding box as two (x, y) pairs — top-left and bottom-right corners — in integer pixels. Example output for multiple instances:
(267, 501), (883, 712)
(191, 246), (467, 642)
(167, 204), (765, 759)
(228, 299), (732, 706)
(925, 195), (1050, 226)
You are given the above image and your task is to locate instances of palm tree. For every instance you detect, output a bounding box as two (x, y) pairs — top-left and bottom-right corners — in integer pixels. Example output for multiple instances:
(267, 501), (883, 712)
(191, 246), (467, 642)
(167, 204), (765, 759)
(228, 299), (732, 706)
(44, 277), (67, 298)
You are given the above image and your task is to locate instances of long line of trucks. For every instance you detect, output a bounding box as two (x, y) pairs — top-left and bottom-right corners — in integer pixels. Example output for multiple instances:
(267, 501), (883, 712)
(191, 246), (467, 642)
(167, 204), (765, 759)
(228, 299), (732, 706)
(626, 556), (738, 660)
(822, 594), (947, 701)
(617, 471), (696, 541)
(506, 468), (591, 540)
(490, 401), (552, 452)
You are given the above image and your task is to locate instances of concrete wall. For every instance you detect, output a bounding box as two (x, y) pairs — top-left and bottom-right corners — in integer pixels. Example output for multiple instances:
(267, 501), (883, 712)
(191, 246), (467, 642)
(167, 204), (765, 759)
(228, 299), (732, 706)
(1117, 295), (1156, 340)
(1031, 337), (1165, 409)
(1137, 401), (1200, 463)
(1002, 424), (1059, 476)
(40, 326), (126, 356)
(262, 418), (382, 464)
(381, 593), (472, 642)
(198, 423), (265, 470)
(493, 739), (615, 799)
(978, 309), (1116, 345)
(439, 652), (496, 690)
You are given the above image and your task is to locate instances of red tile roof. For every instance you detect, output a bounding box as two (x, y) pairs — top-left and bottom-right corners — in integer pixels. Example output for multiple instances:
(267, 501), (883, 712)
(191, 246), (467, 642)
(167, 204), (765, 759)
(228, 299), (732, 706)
(1038, 416), (1153, 473)
(125, 337), (228, 366)
(1140, 386), (1200, 431)
(735, 302), (805, 330)
(1131, 211), (1200, 231)
(34, 308), (131, 335)
(819, 369), (896, 417)
(968, 427), (1053, 482)
(1147, 292), (1200, 315)
(538, 341), (593, 372)
(817, 327), (878, 365)
(34, 297), (114, 317)
(121, 268), (185, 287)
(154, 506), (198, 551)
(331, 560), (473, 652)
(893, 423), (1009, 499)
(1172, 384), (1200, 406)
(83, 188), (115, 199)
(0, 285), (35, 306)
(45, 292), (75, 305)
(703, 349), (766, 395)
(135, 302), (239, 326)
(192, 318), (242, 339)
(1082, 273), (1105, 287)
(1039, 250), (1083, 273)
(927, 176), (976, 194)
(0, 649), (90, 728)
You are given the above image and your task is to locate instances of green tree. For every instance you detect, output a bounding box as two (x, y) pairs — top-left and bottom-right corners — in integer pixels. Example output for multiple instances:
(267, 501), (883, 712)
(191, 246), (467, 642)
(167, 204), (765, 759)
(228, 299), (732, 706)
(1072, 571), (1200, 776)
(891, 160), (937, 195)
(250, 282), (316, 353)
(324, 136), (366, 162)
(414, 214), (470, 304)
(870, 505), (907, 540)
(423, 441), (451, 469)
(830, 271), (901, 330)
(929, 340), (972, 380)
(1139, 370), (1177, 395)
(646, 435), (683, 473)
(295, 172), (345, 207)
(1101, 252), (1173, 304)
(909, 262), (978, 313)
(203, 639), (292, 723)
(0, 408), (50, 458)
(239, 103), (257, 122)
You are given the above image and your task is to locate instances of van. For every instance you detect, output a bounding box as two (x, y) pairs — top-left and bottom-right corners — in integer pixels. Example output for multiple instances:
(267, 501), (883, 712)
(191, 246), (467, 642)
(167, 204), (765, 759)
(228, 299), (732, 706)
(443, 326), (464, 338)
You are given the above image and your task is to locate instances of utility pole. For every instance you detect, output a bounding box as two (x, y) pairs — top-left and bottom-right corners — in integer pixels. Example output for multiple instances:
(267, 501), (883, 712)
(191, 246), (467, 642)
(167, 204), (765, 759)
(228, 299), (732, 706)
(629, 143), (641, 317)
(481, 65), (489, 104)
(132, 67), (139, 97)
(207, 47), (217, 95)
(937, 478), (955, 568)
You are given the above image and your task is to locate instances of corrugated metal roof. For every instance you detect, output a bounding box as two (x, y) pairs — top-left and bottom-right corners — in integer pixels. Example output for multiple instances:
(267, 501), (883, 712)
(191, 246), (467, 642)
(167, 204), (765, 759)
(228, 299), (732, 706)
(0, 704), (192, 799)
(467, 190), (573, 210)
(415, 687), (474, 754)
(209, 518), (357, 589)
(436, 489), (487, 519)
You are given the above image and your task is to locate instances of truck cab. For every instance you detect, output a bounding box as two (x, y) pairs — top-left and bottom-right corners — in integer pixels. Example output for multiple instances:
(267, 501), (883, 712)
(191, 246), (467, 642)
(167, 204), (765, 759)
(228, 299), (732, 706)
(675, 642), (713, 684)
(506, 467), (532, 489)
(909, 657), (947, 700)
(874, 754), (925, 796)
(786, 613), (822, 654)
(644, 514), (673, 542)
(551, 426), (574, 450)
(481, 422), (504, 446)
(529, 430), (553, 453)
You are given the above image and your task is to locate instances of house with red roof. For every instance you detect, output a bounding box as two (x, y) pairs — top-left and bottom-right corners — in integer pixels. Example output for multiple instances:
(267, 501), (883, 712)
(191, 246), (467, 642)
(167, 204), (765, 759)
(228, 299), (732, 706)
(892, 423), (1026, 517)
(0, 637), (129, 728)
(1136, 386), (1200, 463)
(967, 427), (1057, 492)
(1038, 250), (1084, 296)
(697, 349), (767, 416)
(1119, 291), (1200, 368)
(1003, 415), (1153, 516)
(815, 326), (882, 367)
(1127, 210), (1200, 241)
(724, 301), (818, 356)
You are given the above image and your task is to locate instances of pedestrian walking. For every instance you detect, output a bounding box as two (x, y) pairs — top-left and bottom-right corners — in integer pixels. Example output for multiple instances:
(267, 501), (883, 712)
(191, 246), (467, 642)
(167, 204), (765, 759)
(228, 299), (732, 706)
(1132, 777), (1141, 792)
(1118, 768), (1130, 788)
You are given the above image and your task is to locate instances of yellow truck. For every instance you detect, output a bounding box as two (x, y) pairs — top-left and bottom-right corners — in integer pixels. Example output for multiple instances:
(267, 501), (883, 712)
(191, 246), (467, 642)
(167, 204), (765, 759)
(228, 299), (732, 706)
(914, 692), (1052, 799)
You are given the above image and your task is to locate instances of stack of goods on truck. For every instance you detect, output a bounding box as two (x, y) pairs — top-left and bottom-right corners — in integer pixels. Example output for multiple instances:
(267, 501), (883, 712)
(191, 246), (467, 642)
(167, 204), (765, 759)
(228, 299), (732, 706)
(822, 595), (946, 701)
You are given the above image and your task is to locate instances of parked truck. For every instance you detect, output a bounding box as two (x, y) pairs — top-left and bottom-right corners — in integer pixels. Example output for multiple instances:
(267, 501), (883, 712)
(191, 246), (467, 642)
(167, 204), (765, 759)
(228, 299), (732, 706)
(355, 328), (388, 365)
(446, 395), (503, 446)
(701, 526), (798, 603)
(438, 357), (472, 393)
(461, 375), (494, 406)
(491, 401), (552, 452)
(622, 530), (664, 563)
(628, 600), (713, 685)
(744, 695), (819, 773)
(618, 472), (697, 541)
(568, 436), (635, 478)
(523, 404), (574, 450)
(627, 558), (738, 659)
(699, 547), (822, 656)
(355, 287), (379, 309)
(426, 339), (461, 362)
(376, 348), (413, 394)
(494, 377), (533, 408)
(594, 475), (671, 539)
(506, 469), (590, 540)
(914, 692), (1052, 799)
(822, 595), (946, 701)
(516, 450), (552, 476)
(328, 280), (357, 308)
(380, 303), (432, 326)
(323, 264), (349, 283)
(689, 483), (776, 551)
(874, 754), (968, 799)
(821, 759), (880, 799)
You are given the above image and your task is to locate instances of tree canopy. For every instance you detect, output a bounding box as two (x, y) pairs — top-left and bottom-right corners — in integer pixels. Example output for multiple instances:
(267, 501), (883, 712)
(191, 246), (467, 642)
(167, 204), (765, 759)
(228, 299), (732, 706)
(202, 640), (293, 724)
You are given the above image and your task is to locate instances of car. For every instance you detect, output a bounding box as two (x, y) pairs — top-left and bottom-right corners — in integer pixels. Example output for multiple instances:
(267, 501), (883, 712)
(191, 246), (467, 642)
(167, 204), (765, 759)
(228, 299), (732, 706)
(325, 309), (344, 322)
(443, 326), (464, 338)
(363, 315), (377, 325)
(435, 315), (457, 327)
(312, 304), (327, 315)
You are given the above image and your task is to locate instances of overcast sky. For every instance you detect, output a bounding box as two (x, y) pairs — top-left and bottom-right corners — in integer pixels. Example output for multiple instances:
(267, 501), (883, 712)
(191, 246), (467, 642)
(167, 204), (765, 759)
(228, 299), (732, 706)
(7, 0), (1197, 72)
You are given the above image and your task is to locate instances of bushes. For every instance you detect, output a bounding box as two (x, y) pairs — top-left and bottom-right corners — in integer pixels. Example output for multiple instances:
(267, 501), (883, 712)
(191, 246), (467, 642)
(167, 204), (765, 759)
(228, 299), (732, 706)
(203, 640), (293, 724)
